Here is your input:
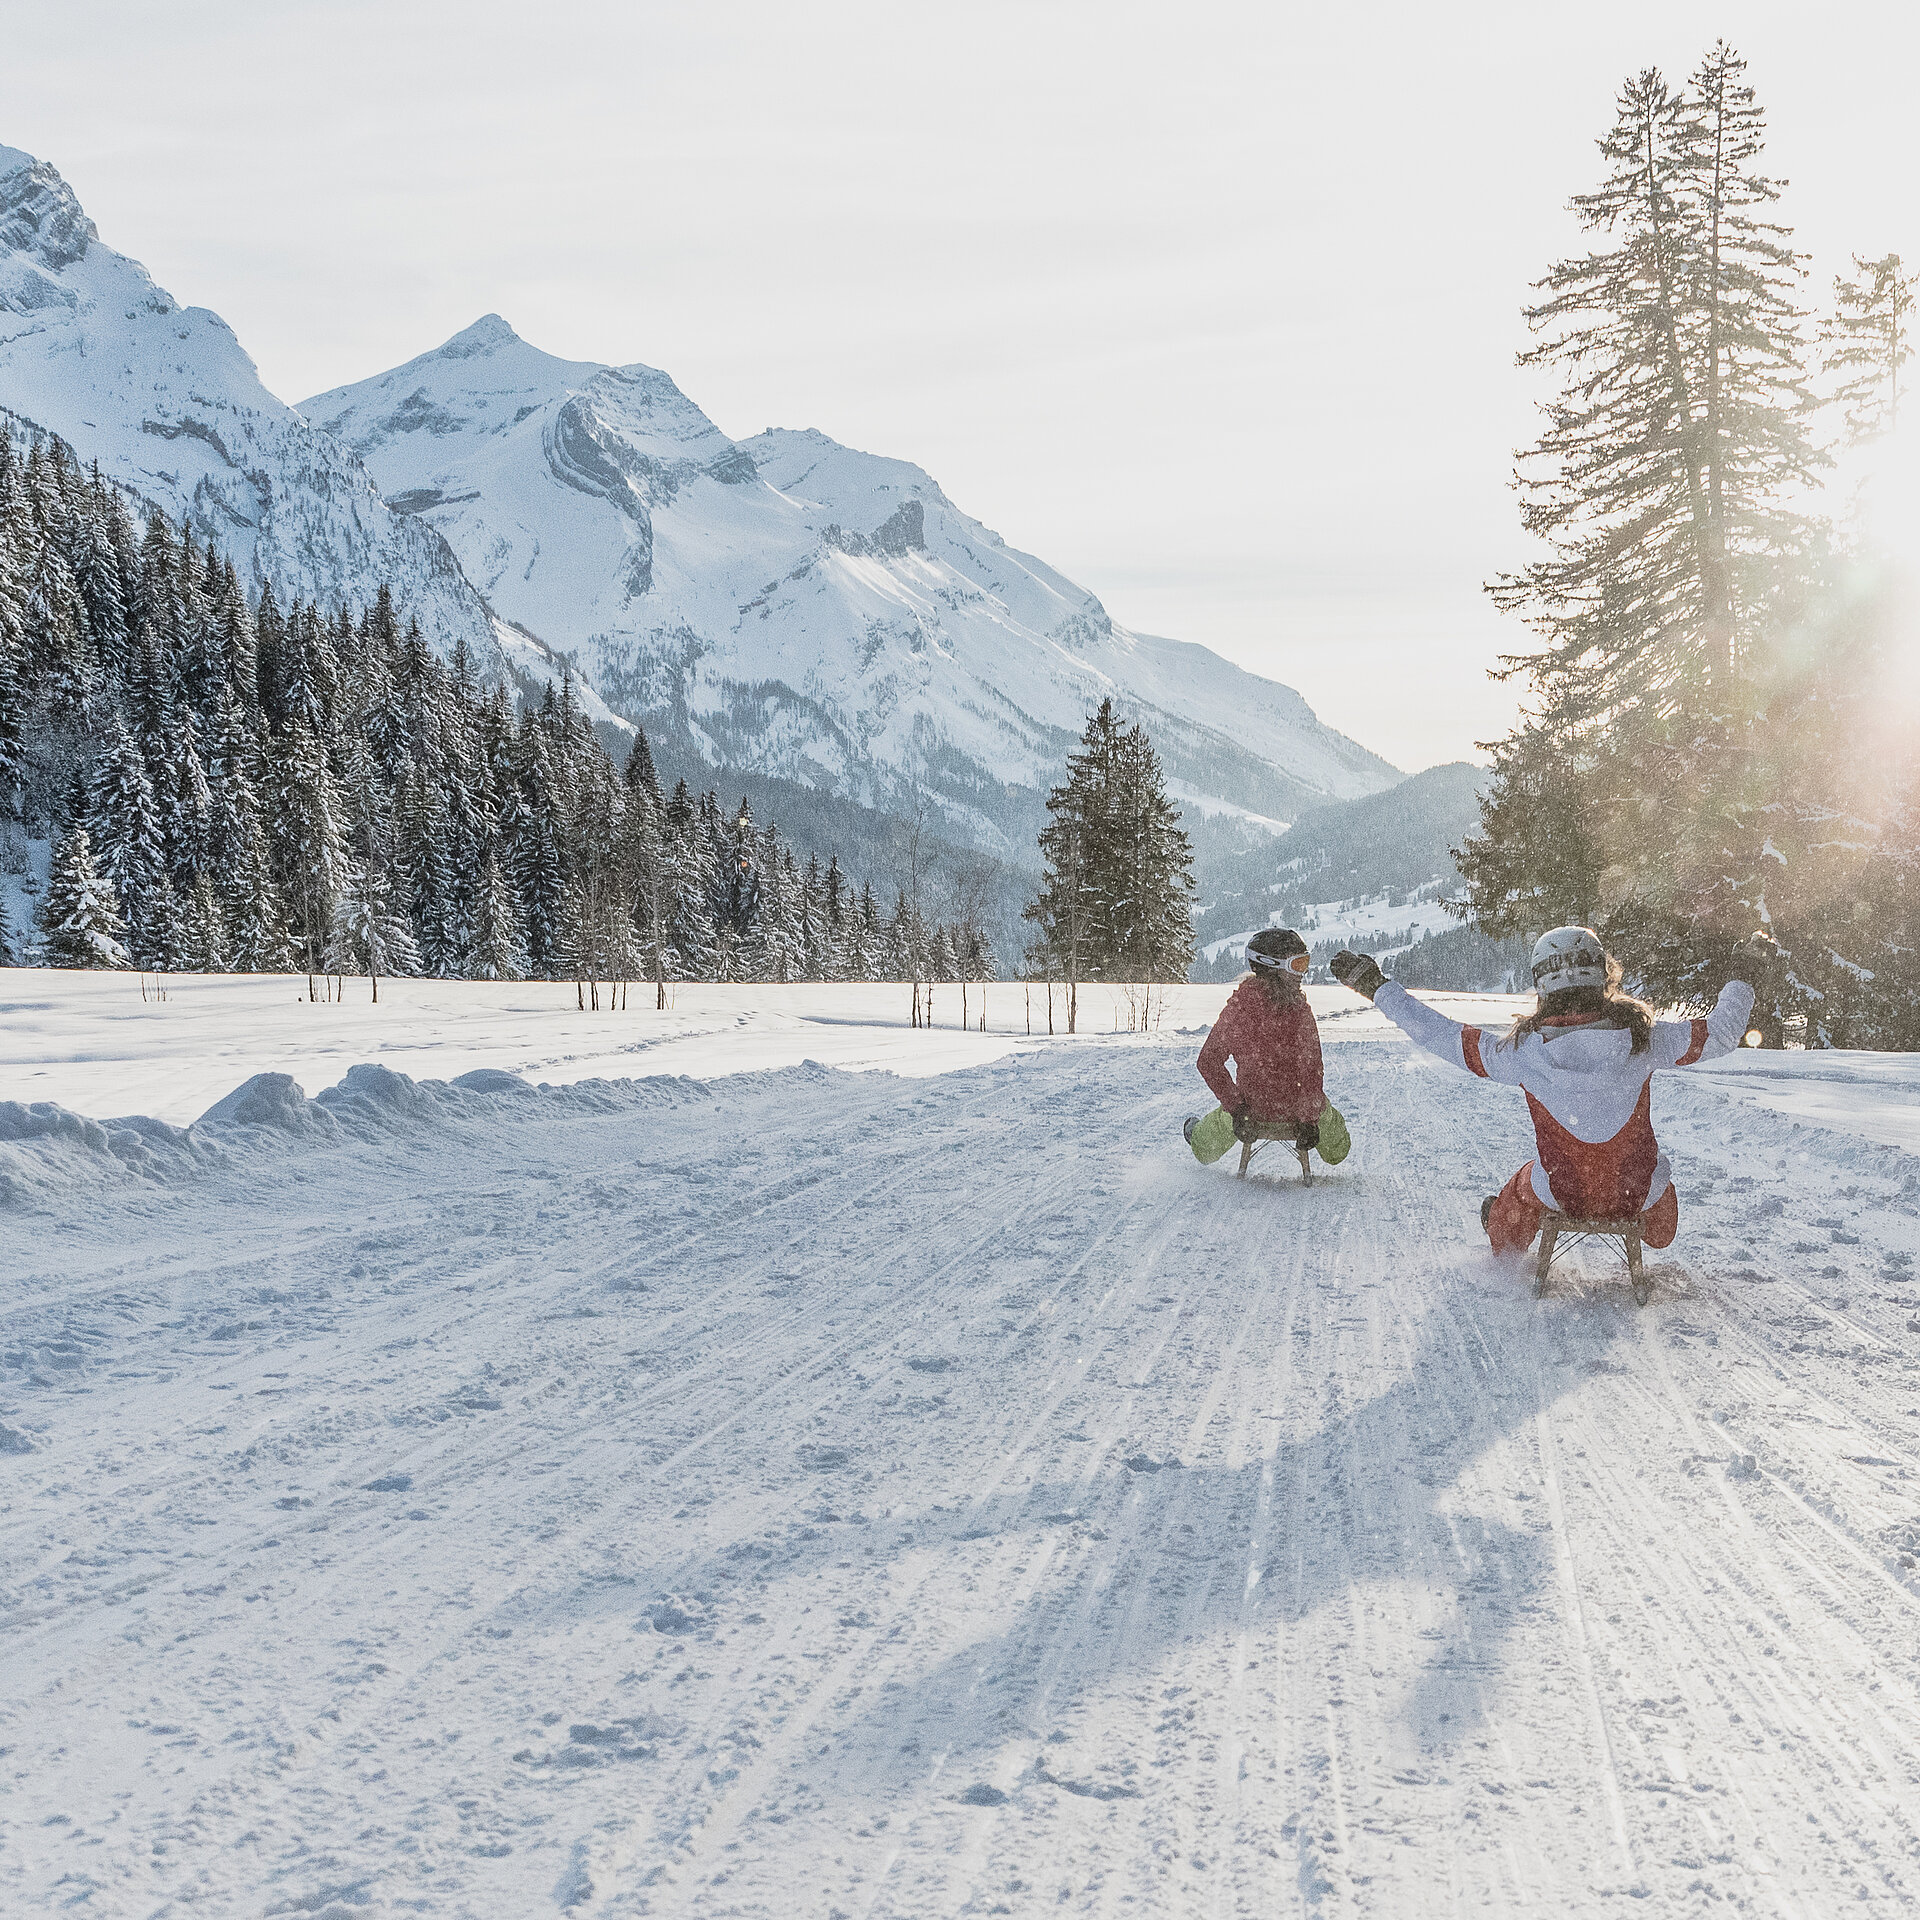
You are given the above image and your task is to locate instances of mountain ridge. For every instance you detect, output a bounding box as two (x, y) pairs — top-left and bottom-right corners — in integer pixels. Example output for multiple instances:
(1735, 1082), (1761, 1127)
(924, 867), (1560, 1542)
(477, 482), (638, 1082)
(0, 147), (535, 690)
(0, 140), (1403, 867)
(306, 314), (1400, 851)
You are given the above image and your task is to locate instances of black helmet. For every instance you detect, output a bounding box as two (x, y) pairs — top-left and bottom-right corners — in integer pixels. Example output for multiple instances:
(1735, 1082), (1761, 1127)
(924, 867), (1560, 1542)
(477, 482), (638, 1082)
(1246, 927), (1309, 975)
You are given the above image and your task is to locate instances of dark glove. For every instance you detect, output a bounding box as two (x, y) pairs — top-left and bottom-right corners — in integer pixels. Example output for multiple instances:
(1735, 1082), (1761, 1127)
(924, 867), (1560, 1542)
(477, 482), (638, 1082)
(1726, 930), (1780, 987)
(1330, 950), (1385, 999)
(1295, 1121), (1321, 1153)
(1231, 1109), (1250, 1140)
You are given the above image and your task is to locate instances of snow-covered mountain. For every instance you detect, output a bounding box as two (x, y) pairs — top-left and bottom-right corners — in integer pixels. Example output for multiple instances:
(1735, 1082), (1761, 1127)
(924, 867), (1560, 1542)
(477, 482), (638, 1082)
(306, 319), (1398, 843)
(0, 139), (1398, 848)
(0, 146), (509, 678)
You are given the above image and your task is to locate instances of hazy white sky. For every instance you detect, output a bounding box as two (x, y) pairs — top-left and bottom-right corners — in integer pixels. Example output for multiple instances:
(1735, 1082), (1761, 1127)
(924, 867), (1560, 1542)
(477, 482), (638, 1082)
(4, 2), (1914, 772)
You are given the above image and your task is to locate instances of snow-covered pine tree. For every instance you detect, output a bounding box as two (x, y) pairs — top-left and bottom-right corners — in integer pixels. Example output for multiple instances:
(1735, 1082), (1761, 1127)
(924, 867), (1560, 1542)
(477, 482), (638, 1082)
(619, 738), (668, 1005)
(1024, 702), (1114, 1024)
(70, 463), (129, 687)
(1822, 252), (1913, 443)
(1108, 718), (1195, 980)
(0, 435), (26, 819)
(397, 766), (462, 979)
(324, 865), (420, 1000)
(144, 870), (186, 974)
(159, 707), (213, 906)
(21, 491), (97, 728)
(183, 870), (228, 973)
(822, 854), (847, 980)
(468, 844), (527, 981)
(798, 854), (826, 980)
(326, 733), (417, 997)
(206, 690), (292, 973)
(929, 922), (957, 984)
(660, 779), (707, 981)
(87, 716), (167, 962)
(36, 824), (130, 968)
(0, 613), (23, 824)
(274, 718), (350, 980)
(511, 714), (570, 979)
(856, 881), (884, 981)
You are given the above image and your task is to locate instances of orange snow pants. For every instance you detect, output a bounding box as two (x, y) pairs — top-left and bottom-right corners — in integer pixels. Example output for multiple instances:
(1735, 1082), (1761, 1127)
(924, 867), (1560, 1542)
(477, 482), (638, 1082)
(1485, 1162), (1678, 1256)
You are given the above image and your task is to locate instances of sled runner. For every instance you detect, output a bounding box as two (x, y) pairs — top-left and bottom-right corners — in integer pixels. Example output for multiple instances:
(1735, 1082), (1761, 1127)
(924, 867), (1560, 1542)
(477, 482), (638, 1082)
(1235, 1120), (1314, 1185)
(1533, 1211), (1649, 1304)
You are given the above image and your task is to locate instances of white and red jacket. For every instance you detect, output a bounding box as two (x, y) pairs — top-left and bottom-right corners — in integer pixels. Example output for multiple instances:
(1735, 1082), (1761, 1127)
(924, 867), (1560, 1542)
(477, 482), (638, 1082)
(1372, 978), (1755, 1217)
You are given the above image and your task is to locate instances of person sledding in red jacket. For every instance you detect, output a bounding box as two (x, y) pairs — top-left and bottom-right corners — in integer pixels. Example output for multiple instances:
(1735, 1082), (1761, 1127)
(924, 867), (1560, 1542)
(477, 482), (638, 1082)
(1194, 928), (1326, 1149)
(1329, 927), (1767, 1254)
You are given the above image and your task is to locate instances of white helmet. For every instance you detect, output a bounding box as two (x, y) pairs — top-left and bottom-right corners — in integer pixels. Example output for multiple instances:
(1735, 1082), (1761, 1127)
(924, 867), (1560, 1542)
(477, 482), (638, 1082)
(1531, 925), (1609, 995)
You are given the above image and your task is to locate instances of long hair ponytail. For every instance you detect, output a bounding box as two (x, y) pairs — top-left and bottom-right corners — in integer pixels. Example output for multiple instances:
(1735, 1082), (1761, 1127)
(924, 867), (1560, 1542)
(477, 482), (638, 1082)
(1502, 953), (1653, 1054)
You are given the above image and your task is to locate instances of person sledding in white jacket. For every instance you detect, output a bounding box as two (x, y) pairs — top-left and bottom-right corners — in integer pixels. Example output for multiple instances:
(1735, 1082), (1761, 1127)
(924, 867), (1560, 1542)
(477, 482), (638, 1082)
(1329, 927), (1763, 1256)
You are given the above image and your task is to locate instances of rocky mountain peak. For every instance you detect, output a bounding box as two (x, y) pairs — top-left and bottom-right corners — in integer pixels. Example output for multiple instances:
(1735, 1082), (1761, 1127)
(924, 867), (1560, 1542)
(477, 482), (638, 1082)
(437, 312), (522, 358)
(0, 147), (98, 272)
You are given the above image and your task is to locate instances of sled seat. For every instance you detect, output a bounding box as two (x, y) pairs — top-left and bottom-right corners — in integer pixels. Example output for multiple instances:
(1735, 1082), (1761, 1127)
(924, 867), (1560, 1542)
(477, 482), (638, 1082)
(1534, 1212), (1648, 1304)
(1234, 1120), (1313, 1186)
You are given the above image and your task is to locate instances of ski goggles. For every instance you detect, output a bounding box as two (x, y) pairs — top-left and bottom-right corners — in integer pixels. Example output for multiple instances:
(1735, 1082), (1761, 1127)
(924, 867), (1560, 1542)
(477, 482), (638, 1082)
(1250, 950), (1311, 975)
(1531, 946), (1605, 987)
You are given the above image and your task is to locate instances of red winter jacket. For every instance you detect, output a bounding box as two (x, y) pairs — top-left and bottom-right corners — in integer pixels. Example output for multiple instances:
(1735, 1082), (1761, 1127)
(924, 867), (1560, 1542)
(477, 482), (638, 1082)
(1197, 978), (1325, 1125)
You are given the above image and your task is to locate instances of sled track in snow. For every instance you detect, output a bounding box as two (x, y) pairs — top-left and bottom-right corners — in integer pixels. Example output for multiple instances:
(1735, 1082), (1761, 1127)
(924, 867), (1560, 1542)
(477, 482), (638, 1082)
(4, 1028), (1920, 1915)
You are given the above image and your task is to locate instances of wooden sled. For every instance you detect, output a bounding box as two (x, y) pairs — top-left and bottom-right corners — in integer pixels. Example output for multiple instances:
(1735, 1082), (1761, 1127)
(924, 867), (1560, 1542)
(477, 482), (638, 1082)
(1235, 1121), (1313, 1186)
(1534, 1212), (1649, 1304)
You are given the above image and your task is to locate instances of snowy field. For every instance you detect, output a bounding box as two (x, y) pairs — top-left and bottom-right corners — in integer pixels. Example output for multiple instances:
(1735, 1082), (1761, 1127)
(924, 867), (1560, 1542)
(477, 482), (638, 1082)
(5, 975), (1920, 1917)
(1201, 888), (1462, 970)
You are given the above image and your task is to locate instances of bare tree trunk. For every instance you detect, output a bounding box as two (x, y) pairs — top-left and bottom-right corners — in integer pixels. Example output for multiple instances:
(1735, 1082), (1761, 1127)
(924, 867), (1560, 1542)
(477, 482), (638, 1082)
(652, 881), (666, 1010)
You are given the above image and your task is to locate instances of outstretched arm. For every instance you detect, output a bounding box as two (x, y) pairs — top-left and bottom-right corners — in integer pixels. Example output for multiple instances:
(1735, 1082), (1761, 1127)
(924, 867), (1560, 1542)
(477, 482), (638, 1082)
(1651, 978), (1756, 1068)
(1372, 978), (1527, 1085)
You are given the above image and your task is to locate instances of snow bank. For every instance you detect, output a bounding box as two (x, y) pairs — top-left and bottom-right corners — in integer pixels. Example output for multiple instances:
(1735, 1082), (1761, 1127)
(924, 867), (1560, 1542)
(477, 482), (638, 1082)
(0, 1053), (716, 1211)
(0, 971), (1055, 1125)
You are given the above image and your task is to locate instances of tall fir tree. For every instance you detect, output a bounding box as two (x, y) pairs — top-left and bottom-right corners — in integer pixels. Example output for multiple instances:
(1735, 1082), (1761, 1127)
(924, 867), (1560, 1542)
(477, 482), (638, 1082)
(37, 824), (130, 968)
(87, 717), (167, 963)
(1822, 252), (1913, 443)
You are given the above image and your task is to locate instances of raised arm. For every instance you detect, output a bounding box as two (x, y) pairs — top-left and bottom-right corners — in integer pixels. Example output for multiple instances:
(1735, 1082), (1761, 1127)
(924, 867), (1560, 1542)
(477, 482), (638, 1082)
(1330, 950), (1523, 1084)
(1373, 979), (1527, 1084)
(1650, 978), (1756, 1068)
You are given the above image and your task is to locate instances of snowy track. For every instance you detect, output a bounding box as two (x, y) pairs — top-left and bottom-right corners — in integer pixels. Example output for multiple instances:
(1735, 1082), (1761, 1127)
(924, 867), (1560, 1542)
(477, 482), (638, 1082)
(4, 1006), (1920, 1915)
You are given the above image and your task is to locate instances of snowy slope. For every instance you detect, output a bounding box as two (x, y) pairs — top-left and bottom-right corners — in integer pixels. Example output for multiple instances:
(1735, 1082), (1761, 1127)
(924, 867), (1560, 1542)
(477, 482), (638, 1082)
(1203, 882), (1464, 967)
(0, 147), (508, 675)
(6, 980), (1920, 1912)
(304, 320), (1397, 841)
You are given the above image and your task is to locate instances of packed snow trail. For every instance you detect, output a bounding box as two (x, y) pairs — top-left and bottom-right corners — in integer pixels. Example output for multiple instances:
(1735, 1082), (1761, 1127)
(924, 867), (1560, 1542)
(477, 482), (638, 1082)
(4, 1013), (1920, 1916)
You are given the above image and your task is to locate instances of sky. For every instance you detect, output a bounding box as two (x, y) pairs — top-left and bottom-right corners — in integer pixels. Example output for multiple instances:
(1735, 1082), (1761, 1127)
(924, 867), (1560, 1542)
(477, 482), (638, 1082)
(3, 1), (1915, 773)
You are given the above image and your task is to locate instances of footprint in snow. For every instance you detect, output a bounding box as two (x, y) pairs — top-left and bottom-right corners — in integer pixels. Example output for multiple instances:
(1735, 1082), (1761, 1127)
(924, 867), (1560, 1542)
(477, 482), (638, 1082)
(362, 1474), (412, 1493)
(1124, 1454), (1180, 1474)
(956, 1783), (1008, 1806)
(797, 1444), (850, 1471)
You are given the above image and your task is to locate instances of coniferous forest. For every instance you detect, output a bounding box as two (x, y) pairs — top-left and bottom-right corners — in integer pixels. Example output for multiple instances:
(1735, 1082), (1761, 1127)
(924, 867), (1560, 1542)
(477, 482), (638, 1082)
(1458, 41), (1920, 1048)
(0, 425), (999, 990)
